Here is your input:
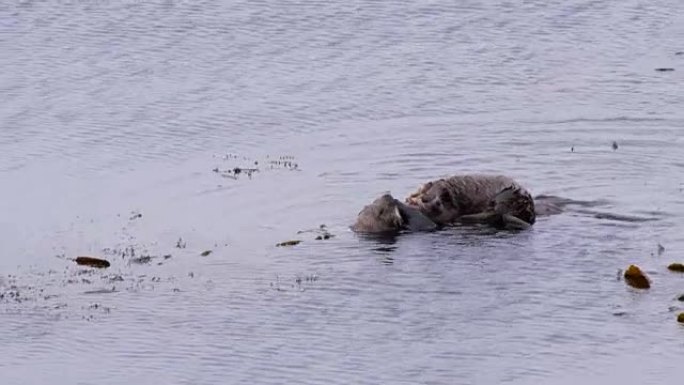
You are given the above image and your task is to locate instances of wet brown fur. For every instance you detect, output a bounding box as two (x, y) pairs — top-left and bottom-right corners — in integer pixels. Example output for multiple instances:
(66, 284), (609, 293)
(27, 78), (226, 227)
(405, 174), (536, 226)
(351, 193), (404, 233)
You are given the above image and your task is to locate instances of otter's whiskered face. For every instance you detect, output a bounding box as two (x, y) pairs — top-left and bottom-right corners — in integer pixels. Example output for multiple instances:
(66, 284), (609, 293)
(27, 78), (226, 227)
(351, 194), (405, 234)
(352, 193), (438, 234)
(405, 182), (459, 225)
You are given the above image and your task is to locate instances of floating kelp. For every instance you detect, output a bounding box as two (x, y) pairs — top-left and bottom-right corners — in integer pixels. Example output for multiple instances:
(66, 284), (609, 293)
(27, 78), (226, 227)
(214, 166), (259, 179)
(276, 240), (302, 247)
(74, 256), (111, 269)
(212, 153), (300, 180)
(678, 313), (684, 324)
(667, 263), (684, 272)
(623, 264), (650, 289)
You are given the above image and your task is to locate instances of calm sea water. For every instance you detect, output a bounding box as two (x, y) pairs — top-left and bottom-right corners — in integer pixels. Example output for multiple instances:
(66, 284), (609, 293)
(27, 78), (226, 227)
(2, 1), (684, 384)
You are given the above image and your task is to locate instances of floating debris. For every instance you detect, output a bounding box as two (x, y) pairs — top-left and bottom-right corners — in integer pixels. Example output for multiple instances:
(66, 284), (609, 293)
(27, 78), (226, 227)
(315, 233), (334, 240)
(294, 274), (319, 286)
(612, 141), (618, 151)
(276, 240), (302, 247)
(214, 154), (299, 181)
(86, 303), (111, 313)
(73, 256), (110, 269)
(297, 224), (334, 240)
(623, 264), (650, 289)
(102, 246), (140, 259)
(130, 256), (154, 265)
(655, 68), (675, 72)
(200, 250), (212, 257)
(667, 263), (684, 272)
(213, 166), (259, 179)
(176, 238), (186, 249)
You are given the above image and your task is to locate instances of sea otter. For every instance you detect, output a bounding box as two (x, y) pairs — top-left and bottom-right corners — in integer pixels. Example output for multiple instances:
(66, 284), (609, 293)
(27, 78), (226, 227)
(351, 174), (536, 234)
(351, 174), (652, 235)
(404, 174), (535, 230)
(351, 193), (438, 234)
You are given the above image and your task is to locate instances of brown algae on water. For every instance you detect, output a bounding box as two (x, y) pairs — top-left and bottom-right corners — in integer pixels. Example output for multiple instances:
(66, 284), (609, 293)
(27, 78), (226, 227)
(667, 263), (684, 272)
(623, 264), (650, 289)
(678, 313), (684, 324)
(276, 240), (302, 247)
(74, 256), (111, 269)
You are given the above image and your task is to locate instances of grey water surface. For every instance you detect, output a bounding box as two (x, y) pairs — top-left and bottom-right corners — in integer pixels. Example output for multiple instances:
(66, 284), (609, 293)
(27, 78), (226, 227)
(2, 1), (684, 384)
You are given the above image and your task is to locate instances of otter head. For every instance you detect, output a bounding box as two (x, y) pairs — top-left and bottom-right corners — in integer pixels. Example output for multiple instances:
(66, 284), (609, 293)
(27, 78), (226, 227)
(352, 193), (437, 234)
(405, 181), (463, 225)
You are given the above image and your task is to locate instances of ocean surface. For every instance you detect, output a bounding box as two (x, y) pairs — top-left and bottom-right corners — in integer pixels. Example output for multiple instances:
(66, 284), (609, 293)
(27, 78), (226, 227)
(1, 1), (684, 384)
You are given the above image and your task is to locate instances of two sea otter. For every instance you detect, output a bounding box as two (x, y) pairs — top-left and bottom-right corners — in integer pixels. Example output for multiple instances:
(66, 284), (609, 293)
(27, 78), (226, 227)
(352, 174), (538, 234)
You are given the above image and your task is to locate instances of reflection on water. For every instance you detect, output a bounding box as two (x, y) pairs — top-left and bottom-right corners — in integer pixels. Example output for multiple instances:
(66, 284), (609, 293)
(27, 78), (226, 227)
(2, 0), (684, 384)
